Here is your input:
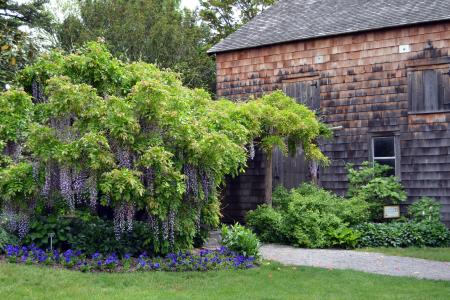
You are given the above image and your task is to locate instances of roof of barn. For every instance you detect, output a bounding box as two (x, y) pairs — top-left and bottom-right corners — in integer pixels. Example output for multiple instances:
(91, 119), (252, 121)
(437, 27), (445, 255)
(208, 0), (450, 53)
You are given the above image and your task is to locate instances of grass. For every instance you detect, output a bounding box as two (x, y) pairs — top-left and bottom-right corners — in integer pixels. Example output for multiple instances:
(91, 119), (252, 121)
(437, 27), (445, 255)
(357, 247), (450, 262)
(0, 262), (449, 299)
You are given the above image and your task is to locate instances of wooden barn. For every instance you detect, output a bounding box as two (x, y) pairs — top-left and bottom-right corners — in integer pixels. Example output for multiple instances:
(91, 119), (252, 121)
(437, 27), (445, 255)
(207, 0), (450, 226)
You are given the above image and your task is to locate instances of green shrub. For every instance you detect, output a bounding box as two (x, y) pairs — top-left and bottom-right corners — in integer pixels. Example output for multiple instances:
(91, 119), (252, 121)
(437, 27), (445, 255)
(337, 196), (371, 226)
(221, 223), (260, 257)
(283, 184), (370, 226)
(347, 161), (392, 197)
(346, 162), (406, 220)
(245, 205), (283, 243)
(246, 184), (369, 248)
(71, 217), (154, 256)
(415, 221), (450, 247)
(24, 212), (154, 256)
(24, 215), (74, 250)
(272, 185), (292, 211)
(328, 227), (361, 249)
(409, 197), (441, 223)
(354, 221), (449, 248)
(283, 203), (343, 248)
(0, 226), (18, 252)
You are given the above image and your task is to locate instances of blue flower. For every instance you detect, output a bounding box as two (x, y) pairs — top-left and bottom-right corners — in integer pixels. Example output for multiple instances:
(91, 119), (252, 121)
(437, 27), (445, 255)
(6, 245), (20, 257)
(53, 249), (60, 261)
(38, 255), (48, 263)
(139, 260), (146, 267)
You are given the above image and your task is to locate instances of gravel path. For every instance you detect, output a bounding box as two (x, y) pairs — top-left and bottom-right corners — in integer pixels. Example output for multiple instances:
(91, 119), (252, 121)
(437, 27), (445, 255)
(261, 244), (450, 281)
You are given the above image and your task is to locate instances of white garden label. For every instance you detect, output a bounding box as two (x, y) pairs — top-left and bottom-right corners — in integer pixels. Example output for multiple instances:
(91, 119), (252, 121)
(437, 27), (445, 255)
(384, 205), (400, 219)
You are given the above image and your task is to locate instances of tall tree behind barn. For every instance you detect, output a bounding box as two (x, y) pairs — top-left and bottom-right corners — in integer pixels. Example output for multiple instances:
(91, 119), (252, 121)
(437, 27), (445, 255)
(209, 0), (450, 226)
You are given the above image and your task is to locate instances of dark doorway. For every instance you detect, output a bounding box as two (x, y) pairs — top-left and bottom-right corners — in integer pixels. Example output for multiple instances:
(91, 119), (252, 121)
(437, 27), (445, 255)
(272, 78), (321, 189)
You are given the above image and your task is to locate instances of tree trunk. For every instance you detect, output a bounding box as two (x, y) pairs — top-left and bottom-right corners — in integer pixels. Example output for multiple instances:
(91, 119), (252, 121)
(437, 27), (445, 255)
(309, 160), (319, 185)
(264, 151), (273, 206)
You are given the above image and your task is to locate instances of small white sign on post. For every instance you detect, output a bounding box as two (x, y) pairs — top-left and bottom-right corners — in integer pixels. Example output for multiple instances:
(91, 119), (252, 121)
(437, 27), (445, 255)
(384, 205), (400, 219)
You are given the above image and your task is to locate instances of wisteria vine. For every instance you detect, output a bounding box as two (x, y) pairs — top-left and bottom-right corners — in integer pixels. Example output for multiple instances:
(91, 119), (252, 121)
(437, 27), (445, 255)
(0, 42), (329, 254)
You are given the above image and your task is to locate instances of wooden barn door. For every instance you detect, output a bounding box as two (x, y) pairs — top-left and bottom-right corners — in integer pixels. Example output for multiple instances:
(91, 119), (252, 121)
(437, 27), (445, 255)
(272, 78), (320, 189)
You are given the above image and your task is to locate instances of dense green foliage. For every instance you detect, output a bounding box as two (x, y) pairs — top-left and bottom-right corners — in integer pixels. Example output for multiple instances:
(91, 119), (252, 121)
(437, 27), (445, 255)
(0, 226), (18, 252)
(409, 197), (442, 223)
(0, 42), (328, 254)
(354, 221), (449, 248)
(0, 0), (54, 88)
(248, 164), (447, 250)
(245, 205), (283, 243)
(199, 0), (277, 44)
(57, 0), (216, 91)
(246, 184), (369, 248)
(346, 162), (406, 220)
(23, 212), (154, 256)
(221, 223), (260, 257)
(356, 196), (449, 248)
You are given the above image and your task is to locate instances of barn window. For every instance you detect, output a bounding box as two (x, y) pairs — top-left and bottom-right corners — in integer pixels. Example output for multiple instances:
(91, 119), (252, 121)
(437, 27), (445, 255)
(408, 68), (450, 113)
(282, 78), (320, 110)
(372, 136), (397, 176)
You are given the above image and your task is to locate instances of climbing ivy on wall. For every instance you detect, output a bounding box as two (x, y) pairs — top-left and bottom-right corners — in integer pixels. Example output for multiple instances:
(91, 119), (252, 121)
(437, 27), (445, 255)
(0, 42), (330, 253)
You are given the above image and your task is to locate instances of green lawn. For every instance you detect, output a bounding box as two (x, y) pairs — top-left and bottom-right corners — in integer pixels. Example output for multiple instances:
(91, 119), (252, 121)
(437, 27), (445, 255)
(357, 247), (450, 262)
(0, 262), (449, 300)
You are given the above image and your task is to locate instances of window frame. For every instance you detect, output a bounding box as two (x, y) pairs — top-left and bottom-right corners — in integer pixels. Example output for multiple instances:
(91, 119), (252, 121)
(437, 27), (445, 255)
(369, 134), (401, 179)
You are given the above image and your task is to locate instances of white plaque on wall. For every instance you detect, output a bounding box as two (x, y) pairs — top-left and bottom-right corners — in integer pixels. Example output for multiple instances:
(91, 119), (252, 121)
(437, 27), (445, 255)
(384, 205), (400, 219)
(399, 45), (411, 53)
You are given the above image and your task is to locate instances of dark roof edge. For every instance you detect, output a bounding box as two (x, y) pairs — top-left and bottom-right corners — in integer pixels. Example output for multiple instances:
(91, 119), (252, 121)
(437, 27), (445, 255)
(207, 18), (450, 55)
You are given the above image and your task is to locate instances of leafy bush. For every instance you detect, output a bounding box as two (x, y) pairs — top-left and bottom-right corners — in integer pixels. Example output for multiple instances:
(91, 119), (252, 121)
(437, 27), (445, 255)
(328, 227), (361, 249)
(24, 215), (74, 250)
(0, 226), (18, 252)
(24, 212), (154, 256)
(71, 216), (154, 256)
(283, 202), (343, 248)
(346, 162), (406, 220)
(0, 42), (329, 253)
(272, 185), (292, 211)
(221, 223), (260, 257)
(347, 162), (392, 197)
(409, 197), (441, 223)
(354, 221), (449, 248)
(246, 184), (370, 248)
(245, 205), (283, 243)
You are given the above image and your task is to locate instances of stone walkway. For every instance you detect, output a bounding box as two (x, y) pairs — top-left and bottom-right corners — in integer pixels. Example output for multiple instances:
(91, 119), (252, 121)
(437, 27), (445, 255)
(261, 244), (450, 281)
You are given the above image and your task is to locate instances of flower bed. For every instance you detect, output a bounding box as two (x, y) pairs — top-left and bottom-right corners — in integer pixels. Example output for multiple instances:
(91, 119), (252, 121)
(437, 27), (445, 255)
(3, 245), (257, 272)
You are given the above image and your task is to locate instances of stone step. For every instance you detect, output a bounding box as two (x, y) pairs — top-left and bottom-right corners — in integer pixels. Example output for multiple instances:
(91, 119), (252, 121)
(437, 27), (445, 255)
(203, 230), (222, 250)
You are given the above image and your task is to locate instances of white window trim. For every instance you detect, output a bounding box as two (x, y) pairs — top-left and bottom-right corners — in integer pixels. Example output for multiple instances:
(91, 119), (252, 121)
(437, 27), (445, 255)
(371, 137), (397, 166)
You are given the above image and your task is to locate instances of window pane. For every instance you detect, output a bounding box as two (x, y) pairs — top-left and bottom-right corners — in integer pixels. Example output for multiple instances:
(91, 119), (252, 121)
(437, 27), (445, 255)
(374, 159), (396, 176)
(373, 137), (395, 158)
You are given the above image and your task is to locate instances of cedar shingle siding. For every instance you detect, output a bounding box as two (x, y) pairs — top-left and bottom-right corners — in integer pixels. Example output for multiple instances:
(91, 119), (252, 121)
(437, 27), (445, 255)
(212, 0), (450, 226)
